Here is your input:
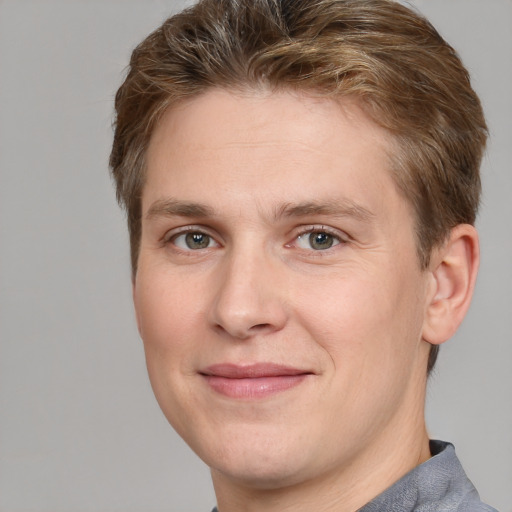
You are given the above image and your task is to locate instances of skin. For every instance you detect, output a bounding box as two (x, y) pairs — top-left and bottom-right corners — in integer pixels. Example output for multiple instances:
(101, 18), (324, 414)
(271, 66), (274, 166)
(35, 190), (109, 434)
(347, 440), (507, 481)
(133, 89), (478, 512)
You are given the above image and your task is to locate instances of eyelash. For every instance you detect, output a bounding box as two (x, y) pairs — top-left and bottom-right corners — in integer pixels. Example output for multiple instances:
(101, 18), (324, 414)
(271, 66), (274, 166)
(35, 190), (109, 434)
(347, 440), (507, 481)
(290, 225), (348, 253)
(162, 225), (348, 254)
(163, 226), (220, 252)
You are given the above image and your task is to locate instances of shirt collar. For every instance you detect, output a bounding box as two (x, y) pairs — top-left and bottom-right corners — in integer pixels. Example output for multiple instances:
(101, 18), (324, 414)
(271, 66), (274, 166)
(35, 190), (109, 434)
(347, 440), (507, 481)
(358, 440), (491, 511)
(212, 440), (496, 512)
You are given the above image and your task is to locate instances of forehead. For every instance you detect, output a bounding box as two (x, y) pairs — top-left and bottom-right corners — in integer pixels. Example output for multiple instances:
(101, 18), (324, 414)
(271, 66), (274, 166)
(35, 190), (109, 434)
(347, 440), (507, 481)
(144, 88), (409, 225)
(149, 88), (392, 155)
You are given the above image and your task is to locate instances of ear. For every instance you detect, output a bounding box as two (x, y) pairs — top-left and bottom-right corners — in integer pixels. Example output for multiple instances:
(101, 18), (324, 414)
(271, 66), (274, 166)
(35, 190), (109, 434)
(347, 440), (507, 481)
(422, 224), (479, 345)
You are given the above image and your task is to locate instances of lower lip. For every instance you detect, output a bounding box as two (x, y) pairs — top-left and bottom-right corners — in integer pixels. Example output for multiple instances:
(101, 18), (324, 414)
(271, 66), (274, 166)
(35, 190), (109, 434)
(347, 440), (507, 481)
(202, 374), (309, 399)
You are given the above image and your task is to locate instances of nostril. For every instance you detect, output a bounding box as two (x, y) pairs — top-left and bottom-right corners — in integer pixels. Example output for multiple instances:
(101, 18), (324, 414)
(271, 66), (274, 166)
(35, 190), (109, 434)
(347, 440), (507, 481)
(213, 321), (274, 339)
(250, 323), (272, 332)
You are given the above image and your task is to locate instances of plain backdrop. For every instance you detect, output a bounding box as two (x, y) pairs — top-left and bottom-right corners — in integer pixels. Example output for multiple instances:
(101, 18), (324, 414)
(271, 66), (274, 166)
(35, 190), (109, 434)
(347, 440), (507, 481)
(1, 1), (511, 511)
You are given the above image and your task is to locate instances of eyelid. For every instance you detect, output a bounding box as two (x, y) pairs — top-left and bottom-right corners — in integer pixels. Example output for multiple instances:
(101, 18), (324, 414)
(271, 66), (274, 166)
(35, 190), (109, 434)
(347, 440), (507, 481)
(295, 224), (349, 240)
(160, 223), (348, 252)
(162, 225), (222, 248)
(288, 225), (350, 250)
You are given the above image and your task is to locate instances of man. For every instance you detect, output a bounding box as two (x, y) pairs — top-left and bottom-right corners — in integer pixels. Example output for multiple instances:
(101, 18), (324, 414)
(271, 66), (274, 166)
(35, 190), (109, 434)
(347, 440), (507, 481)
(109, 0), (497, 510)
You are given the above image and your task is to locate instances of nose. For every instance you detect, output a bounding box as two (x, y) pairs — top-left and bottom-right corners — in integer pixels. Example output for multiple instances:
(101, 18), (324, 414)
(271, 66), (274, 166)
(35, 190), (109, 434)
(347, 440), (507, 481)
(208, 247), (288, 340)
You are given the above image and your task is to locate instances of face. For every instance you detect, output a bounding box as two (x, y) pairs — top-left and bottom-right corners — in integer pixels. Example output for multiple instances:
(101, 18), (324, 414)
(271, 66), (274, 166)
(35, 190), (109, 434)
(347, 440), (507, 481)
(134, 89), (433, 490)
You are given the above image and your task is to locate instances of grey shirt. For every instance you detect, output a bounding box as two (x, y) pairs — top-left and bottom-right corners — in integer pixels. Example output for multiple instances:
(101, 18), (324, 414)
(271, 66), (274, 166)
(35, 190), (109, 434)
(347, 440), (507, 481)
(211, 440), (498, 511)
(359, 440), (497, 511)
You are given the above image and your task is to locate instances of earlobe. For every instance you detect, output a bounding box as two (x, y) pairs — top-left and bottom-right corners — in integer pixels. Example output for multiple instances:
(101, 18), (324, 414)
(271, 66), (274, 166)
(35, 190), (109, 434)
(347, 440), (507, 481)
(422, 224), (479, 345)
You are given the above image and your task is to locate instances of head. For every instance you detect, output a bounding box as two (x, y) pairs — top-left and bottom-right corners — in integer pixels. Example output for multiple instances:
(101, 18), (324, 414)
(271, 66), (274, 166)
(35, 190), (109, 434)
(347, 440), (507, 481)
(110, 0), (487, 375)
(110, 1), (487, 500)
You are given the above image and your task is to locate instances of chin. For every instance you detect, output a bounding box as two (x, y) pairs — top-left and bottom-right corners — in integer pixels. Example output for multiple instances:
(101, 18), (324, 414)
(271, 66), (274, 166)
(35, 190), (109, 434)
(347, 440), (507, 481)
(196, 426), (320, 490)
(210, 457), (310, 490)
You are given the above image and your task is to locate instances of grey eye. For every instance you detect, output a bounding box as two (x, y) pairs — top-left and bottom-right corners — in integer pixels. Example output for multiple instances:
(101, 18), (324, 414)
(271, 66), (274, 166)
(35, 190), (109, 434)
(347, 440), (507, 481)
(309, 232), (335, 250)
(173, 232), (216, 250)
(185, 233), (211, 249)
(295, 230), (341, 251)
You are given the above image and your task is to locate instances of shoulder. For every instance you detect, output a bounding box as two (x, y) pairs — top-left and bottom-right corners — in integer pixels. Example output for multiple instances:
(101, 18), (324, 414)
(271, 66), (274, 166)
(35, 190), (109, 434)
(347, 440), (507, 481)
(427, 441), (498, 512)
(360, 441), (498, 512)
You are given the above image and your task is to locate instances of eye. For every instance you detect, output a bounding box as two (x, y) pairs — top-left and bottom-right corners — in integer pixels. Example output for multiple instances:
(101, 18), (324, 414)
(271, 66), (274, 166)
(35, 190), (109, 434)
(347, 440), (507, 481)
(172, 231), (218, 250)
(295, 230), (342, 251)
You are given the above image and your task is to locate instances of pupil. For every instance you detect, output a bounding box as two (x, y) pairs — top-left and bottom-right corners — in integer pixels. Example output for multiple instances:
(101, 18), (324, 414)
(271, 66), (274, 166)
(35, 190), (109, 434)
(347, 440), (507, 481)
(185, 232), (209, 249)
(310, 232), (333, 250)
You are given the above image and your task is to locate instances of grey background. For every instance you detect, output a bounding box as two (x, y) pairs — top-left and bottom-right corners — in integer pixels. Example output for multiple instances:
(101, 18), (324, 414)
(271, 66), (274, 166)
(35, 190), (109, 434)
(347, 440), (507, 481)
(0, 0), (510, 511)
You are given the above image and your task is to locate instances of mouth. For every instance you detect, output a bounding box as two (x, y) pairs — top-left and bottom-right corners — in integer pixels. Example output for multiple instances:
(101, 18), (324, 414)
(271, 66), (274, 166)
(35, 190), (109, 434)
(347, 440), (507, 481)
(199, 363), (313, 399)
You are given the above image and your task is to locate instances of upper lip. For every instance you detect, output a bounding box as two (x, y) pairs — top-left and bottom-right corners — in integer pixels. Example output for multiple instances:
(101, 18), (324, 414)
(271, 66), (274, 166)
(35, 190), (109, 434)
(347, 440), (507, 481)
(200, 363), (312, 378)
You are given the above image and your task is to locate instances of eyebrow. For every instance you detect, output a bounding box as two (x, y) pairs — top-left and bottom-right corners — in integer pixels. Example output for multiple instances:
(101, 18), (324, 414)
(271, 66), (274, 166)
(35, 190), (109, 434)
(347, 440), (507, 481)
(146, 198), (215, 219)
(145, 197), (375, 223)
(275, 200), (375, 223)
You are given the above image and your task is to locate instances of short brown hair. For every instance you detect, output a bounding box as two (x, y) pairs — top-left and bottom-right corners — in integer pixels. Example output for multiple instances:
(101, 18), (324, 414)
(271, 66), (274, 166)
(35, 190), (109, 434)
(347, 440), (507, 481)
(110, 0), (487, 372)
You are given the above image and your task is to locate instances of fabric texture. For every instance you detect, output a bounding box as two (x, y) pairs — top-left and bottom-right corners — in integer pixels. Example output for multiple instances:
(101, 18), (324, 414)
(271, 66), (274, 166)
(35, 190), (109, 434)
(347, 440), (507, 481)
(210, 440), (498, 512)
(358, 440), (497, 511)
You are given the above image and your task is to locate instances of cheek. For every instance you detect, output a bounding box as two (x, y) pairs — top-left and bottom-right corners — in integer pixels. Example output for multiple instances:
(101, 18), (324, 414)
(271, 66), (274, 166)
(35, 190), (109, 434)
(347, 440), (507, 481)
(133, 276), (198, 404)
(133, 272), (204, 428)
(292, 265), (425, 370)
(135, 269), (202, 346)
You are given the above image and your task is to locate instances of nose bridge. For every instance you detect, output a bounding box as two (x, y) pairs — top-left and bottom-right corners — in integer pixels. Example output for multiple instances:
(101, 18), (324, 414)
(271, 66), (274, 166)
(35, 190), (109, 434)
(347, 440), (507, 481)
(209, 240), (287, 339)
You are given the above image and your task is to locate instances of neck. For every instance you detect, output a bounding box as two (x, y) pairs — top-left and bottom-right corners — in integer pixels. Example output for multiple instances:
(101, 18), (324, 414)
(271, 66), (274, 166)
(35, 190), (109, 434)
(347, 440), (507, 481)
(211, 367), (431, 512)
(212, 422), (430, 512)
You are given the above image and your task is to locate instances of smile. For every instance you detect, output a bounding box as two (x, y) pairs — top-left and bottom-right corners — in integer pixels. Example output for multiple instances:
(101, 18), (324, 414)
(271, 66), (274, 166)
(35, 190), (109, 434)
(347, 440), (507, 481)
(199, 363), (312, 399)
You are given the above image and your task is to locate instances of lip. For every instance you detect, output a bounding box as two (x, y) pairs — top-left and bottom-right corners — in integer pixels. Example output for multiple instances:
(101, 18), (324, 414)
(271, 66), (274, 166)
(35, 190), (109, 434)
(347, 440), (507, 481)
(200, 363), (313, 399)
